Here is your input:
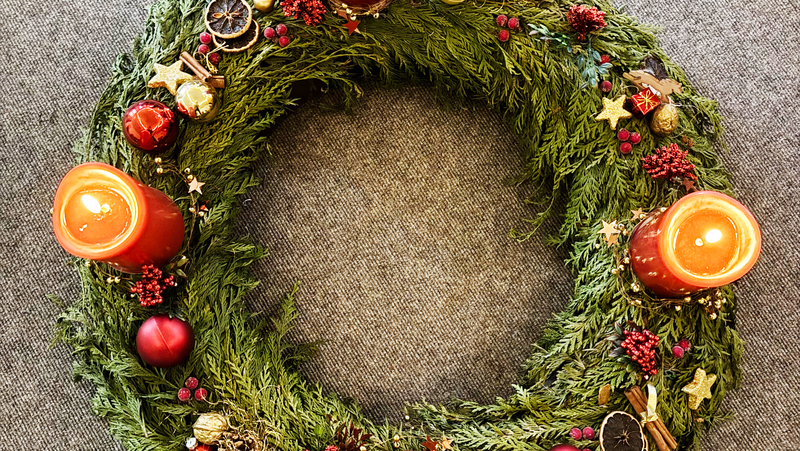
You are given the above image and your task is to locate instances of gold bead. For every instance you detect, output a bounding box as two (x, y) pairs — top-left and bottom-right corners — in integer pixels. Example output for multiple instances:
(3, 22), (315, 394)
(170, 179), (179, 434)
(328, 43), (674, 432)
(631, 283), (640, 292)
(156, 167), (164, 174)
(639, 213), (647, 219)
(84, 260), (92, 267)
(611, 268), (618, 275)
(394, 436), (400, 442)
(394, 443), (400, 449)
(187, 174), (194, 181)
(154, 157), (162, 164)
(360, 447), (367, 451)
(684, 296), (692, 302)
(622, 230), (629, 236)
(595, 243), (601, 249)
(675, 305), (682, 311)
(617, 265), (625, 271)
(114, 276), (120, 283)
(189, 207), (196, 213)
(623, 257), (630, 264)
(373, 12), (379, 18)
(184, 168), (191, 174)
(404, 415), (410, 421)
(659, 207), (667, 213)
(709, 313), (718, 320)
(198, 211), (205, 217)
(106, 277), (113, 283)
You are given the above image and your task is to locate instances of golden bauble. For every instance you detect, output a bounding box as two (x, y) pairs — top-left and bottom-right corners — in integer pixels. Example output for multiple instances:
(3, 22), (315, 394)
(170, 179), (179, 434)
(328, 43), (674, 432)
(176, 80), (221, 122)
(650, 103), (679, 136)
(253, 0), (274, 12)
(193, 413), (228, 444)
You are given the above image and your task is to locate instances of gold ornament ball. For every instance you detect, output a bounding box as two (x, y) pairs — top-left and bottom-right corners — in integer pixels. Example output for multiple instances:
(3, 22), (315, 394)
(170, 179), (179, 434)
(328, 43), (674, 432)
(193, 413), (228, 444)
(253, 0), (274, 11)
(650, 103), (679, 136)
(176, 80), (221, 122)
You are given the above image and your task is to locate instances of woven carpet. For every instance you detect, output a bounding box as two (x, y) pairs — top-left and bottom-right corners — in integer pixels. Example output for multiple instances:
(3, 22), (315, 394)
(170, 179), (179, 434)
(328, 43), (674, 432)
(1, 0), (797, 450)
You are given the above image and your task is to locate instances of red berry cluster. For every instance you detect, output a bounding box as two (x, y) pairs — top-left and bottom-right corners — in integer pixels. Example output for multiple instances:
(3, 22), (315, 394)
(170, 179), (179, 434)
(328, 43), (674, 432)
(641, 143), (696, 181)
(621, 328), (659, 378)
(282, 0), (326, 26)
(617, 128), (641, 155)
(264, 24), (292, 47)
(130, 264), (175, 307)
(197, 32), (222, 65)
(495, 14), (521, 43)
(567, 5), (607, 40)
(177, 376), (209, 402)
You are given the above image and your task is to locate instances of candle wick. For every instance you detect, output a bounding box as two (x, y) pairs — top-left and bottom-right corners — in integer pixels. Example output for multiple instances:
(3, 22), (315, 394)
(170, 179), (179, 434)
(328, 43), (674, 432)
(695, 238), (704, 247)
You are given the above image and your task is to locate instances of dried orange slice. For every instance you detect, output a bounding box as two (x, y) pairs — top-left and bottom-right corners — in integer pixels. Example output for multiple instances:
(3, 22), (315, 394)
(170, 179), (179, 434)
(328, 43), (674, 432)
(205, 0), (253, 39)
(212, 21), (259, 53)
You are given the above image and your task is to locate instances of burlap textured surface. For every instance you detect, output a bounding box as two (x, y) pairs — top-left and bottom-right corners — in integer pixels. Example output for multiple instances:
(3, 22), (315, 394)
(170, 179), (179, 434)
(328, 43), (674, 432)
(0, 1), (797, 450)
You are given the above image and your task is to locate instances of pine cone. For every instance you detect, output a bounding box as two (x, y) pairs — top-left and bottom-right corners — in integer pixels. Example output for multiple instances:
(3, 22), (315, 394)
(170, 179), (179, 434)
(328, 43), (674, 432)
(217, 430), (262, 451)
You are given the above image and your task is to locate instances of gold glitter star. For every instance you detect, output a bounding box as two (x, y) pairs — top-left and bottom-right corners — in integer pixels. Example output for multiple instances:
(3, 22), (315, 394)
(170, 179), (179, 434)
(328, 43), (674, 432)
(148, 61), (194, 95)
(188, 178), (205, 194)
(440, 437), (453, 450)
(681, 368), (716, 410)
(598, 220), (621, 246)
(630, 208), (644, 220)
(595, 95), (633, 130)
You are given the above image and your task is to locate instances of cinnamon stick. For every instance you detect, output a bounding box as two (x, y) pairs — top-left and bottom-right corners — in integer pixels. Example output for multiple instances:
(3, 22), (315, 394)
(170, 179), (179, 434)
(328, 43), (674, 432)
(180, 51), (212, 82)
(624, 389), (670, 451)
(195, 75), (226, 89)
(632, 386), (678, 450)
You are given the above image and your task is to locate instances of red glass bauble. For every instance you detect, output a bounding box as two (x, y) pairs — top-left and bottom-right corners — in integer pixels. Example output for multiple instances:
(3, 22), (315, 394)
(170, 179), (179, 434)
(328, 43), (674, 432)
(548, 445), (580, 451)
(123, 100), (179, 154)
(136, 314), (194, 368)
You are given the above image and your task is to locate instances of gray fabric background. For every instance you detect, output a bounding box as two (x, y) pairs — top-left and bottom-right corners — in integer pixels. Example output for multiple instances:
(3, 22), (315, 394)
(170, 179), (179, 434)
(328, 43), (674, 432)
(1, 0), (798, 450)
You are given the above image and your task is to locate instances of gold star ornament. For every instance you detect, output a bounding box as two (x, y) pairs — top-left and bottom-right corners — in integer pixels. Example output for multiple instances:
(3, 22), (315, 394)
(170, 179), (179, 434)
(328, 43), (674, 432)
(598, 220), (621, 246)
(630, 208), (645, 220)
(188, 178), (205, 194)
(595, 95), (633, 130)
(148, 61), (194, 95)
(681, 368), (717, 410)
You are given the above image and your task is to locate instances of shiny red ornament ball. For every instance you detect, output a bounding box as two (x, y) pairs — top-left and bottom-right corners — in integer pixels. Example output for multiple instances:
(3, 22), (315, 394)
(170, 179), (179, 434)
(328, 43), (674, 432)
(549, 445), (580, 451)
(136, 314), (194, 368)
(122, 100), (179, 154)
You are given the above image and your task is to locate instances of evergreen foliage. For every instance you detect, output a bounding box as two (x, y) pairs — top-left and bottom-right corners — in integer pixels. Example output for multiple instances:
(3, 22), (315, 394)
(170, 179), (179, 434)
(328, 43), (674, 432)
(55, 0), (743, 450)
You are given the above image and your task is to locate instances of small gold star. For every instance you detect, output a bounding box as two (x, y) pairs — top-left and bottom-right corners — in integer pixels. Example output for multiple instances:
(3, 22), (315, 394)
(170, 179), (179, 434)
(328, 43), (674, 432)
(595, 95), (633, 130)
(630, 208), (644, 220)
(682, 368), (717, 410)
(440, 437), (453, 450)
(598, 220), (621, 246)
(148, 61), (194, 95)
(188, 178), (205, 194)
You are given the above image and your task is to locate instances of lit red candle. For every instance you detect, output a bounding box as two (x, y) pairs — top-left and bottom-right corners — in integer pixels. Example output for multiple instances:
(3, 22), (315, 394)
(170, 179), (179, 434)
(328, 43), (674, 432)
(629, 191), (761, 297)
(53, 162), (185, 273)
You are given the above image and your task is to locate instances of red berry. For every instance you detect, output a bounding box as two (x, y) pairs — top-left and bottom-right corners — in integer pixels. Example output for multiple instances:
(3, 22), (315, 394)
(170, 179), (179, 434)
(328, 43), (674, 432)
(199, 32), (212, 44)
(582, 427), (595, 440)
(600, 80), (612, 93)
(209, 52), (221, 65)
(508, 17), (520, 30)
(569, 428), (583, 440)
(185, 377), (199, 389)
(198, 44), (210, 55)
(617, 129), (630, 141)
(276, 23), (288, 36)
(620, 142), (632, 154)
(497, 29), (510, 42)
(600, 54), (611, 64)
(279, 36), (291, 47)
(496, 14), (508, 27)
(194, 387), (208, 401)
(679, 339), (692, 350)
(177, 388), (192, 402)
(629, 132), (641, 145)
(264, 27), (276, 39)
(672, 345), (685, 359)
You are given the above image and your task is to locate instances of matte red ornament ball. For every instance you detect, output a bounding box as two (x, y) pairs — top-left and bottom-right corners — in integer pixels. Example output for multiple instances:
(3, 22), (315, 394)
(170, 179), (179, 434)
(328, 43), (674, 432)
(276, 23), (288, 36)
(198, 44), (210, 55)
(617, 128), (630, 141)
(672, 345), (685, 358)
(122, 100), (179, 154)
(194, 387), (208, 401)
(264, 27), (276, 39)
(185, 376), (199, 389)
(549, 445), (580, 451)
(199, 32), (212, 44)
(136, 314), (194, 368)
(279, 36), (291, 47)
(209, 52), (222, 65)
(508, 17), (520, 30)
(569, 428), (582, 440)
(496, 14), (508, 27)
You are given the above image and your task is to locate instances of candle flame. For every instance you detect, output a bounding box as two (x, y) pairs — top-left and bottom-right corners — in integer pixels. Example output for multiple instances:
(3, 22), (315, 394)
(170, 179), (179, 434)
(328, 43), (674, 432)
(81, 194), (102, 214)
(705, 229), (722, 244)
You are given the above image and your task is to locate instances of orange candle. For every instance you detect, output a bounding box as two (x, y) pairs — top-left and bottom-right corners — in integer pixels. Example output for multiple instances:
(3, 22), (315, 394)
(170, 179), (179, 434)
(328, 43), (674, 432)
(53, 162), (185, 273)
(629, 191), (761, 297)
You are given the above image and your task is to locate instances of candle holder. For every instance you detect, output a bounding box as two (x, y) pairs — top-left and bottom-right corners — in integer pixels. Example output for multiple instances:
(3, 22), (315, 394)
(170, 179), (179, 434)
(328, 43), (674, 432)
(629, 191), (761, 298)
(53, 162), (185, 273)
